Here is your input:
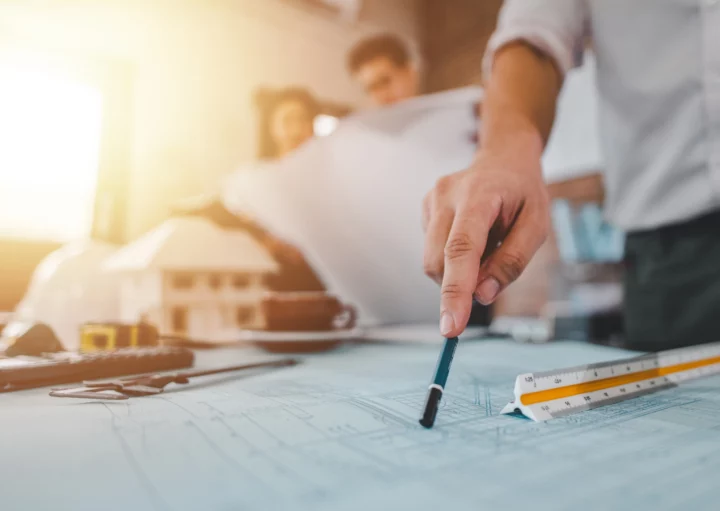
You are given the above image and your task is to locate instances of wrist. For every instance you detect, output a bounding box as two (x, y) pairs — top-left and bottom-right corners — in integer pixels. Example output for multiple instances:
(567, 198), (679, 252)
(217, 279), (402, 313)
(473, 141), (544, 180)
(479, 109), (544, 160)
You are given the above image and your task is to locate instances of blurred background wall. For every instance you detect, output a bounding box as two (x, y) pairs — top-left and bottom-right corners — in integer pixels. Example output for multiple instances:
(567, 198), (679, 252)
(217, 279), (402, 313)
(0, 0), (424, 240)
(5, 0), (602, 320)
(420, 0), (502, 92)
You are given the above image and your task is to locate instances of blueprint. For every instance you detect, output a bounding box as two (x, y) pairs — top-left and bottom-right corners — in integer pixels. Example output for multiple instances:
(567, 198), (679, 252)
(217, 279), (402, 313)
(2, 339), (720, 511)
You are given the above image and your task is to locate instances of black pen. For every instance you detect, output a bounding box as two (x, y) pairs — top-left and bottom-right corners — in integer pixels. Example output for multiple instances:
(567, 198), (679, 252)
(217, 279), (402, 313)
(419, 336), (459, 428)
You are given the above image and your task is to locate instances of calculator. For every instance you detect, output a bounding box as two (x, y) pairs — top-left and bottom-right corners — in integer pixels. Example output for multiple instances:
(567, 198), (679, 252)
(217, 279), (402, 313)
(0, 347), (194, 392)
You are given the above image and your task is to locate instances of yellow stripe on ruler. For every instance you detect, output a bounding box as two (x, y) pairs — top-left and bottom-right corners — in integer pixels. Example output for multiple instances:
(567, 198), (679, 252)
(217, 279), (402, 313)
(520, 355), (720, 406)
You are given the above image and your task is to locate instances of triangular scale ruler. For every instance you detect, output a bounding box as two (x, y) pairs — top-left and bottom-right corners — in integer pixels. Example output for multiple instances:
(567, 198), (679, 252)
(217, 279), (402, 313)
(502, 342), (720, 421)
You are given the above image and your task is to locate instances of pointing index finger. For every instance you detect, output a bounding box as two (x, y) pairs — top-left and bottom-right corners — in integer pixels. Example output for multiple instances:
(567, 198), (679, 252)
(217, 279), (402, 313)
(440, 196), (502, 337)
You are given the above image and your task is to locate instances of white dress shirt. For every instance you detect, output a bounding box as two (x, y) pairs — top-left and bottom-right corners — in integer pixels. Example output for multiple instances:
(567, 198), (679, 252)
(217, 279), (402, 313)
(484, 0), (720, 231)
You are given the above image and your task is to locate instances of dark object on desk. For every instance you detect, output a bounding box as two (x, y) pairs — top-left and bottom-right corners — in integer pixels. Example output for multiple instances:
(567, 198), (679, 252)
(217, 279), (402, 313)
(0, 347), (194, 392)
(468, 299), (492, 327)
(261, 292), (357, 332)
(160, 335), (241, 350)
(253, 292), (357, 353)
(419, 336), (459, 429)
(80, 322), (159, 352)
(0, 321), (64, 357)
(255, 331), (357, 354)
(549, 307), (624, 346)
(50, 357), (299, 400)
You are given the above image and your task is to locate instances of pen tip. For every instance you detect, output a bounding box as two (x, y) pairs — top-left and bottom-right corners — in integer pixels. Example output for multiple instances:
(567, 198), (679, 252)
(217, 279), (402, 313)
(418, 417), (434, 429)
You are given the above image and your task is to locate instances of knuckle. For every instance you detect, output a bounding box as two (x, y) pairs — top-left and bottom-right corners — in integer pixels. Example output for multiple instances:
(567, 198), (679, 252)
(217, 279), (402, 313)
(538, 222), (550, 244)
(434, 175), (453, 195)
(441, 282), (464, 299)
(528, 213), (551, 244)
(537, 183), (551, 204)
(422, 192), (431, 211)
(497, 251), (528, 283)
(423, 254), (443, 280)
(421, 202), (431, 231)
(444, 233), (476, 261)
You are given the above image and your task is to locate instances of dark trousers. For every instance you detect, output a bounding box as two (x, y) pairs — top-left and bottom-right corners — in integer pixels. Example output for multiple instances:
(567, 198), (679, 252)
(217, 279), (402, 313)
(623, 209), (720, 352)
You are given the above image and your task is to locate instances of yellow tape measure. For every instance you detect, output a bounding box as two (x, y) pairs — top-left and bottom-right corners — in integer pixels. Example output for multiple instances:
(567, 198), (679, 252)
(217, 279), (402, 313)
(80, 323), (159, 352)
(501, 342), (720, 421)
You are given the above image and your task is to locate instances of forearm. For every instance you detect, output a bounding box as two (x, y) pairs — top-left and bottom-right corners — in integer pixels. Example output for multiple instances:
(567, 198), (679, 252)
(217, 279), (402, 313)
(480, 42), (563, 162)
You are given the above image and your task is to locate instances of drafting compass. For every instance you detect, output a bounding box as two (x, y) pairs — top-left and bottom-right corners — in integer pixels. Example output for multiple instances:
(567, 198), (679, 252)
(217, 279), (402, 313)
(49, 358), (299, 400)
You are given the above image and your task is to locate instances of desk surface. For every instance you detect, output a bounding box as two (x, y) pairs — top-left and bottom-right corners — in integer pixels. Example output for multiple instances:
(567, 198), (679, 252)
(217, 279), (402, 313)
(2, 339), (719, 511)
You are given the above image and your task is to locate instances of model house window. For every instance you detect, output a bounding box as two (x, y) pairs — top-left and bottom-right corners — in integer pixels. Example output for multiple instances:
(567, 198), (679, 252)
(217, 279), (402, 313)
(172, 306), (188, 333)
(236, 306), (254, 325)
(208, 273), (223, 290)
(172, 273), (194, 289)
(232, 274), (251, 289)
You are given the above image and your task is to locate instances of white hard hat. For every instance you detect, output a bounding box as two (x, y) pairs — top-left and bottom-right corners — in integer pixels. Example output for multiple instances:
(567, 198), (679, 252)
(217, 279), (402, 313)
(10, 240), (122, 350)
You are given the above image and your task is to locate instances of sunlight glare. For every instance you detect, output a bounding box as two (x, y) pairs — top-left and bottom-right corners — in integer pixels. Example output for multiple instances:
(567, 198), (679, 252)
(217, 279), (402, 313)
(0, 53), (103, 241)
(314, 114), (339, 137)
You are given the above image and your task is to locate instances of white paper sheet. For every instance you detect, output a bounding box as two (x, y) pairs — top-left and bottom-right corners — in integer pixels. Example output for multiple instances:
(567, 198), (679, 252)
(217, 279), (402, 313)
(3, 339), (720, 511)
(223, 88), (480, 326)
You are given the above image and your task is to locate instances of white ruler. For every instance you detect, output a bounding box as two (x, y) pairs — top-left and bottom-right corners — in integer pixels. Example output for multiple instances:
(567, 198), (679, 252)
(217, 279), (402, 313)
(501, 342), (720, 421)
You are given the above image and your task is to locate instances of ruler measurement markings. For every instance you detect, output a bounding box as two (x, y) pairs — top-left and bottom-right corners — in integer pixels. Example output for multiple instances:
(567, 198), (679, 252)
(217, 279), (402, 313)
(520, 354), (720, 406)
(501, 343), (720, 421)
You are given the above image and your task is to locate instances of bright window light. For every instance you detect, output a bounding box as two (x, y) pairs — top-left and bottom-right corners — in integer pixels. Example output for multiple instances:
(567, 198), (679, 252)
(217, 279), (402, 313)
(0, 52), (103, 242)
(314, 114), (339, 137)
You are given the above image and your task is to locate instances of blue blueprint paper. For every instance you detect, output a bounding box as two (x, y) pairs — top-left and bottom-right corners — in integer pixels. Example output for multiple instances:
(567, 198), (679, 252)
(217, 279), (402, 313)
(2, 339), (720, 511)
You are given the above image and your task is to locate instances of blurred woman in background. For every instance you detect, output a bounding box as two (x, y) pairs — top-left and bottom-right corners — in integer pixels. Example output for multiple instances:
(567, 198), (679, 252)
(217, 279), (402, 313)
(175, 86), (325, 292)
(255, 87), (319, 160)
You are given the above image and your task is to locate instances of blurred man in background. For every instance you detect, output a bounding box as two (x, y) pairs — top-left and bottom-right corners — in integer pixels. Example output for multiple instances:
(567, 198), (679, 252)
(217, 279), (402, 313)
(347, 33), (420, 107)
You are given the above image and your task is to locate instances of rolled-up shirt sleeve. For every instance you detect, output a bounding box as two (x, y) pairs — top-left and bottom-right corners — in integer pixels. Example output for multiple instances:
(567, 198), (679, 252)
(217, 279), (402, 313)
(483, 0), (588, 80)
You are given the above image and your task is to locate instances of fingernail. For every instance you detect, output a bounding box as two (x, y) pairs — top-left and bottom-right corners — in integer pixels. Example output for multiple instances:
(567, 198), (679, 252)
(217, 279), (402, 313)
(440, 312), (455, 336)
(476, 277), (500, 305)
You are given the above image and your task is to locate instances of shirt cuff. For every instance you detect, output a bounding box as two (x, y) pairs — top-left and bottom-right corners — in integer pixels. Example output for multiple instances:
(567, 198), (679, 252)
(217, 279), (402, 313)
(482, 24), (583, 81)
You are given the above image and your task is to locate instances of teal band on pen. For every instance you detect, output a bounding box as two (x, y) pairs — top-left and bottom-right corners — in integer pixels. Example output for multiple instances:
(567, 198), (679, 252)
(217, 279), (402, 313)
(432, 336), (459, 388)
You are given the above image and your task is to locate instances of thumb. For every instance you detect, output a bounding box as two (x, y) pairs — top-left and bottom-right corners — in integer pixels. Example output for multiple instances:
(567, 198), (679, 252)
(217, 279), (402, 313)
(474, 210), (548, 305)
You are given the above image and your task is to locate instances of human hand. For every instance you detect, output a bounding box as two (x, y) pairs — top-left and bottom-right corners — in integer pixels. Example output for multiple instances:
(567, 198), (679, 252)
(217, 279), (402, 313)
(422, 150), (550, 338)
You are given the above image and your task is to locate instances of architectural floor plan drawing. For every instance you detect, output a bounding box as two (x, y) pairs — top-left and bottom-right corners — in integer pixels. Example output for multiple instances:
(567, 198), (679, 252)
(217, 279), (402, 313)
(2, 339), (720, 511)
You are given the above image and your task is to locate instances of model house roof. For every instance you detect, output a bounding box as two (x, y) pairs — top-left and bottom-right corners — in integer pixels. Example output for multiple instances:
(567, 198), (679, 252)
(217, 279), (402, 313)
(103, 217), (280, 273)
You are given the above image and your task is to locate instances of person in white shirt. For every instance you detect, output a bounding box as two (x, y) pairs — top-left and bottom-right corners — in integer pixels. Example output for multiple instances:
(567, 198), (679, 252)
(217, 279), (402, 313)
(423, 0), (720, 351)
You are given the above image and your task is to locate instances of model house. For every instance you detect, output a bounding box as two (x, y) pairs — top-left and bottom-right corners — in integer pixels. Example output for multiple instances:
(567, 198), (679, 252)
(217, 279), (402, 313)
(103, 217), (279, 341)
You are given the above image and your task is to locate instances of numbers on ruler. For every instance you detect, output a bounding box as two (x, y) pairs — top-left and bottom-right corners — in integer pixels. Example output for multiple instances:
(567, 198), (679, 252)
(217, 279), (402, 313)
(525, 351), (719, 415)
